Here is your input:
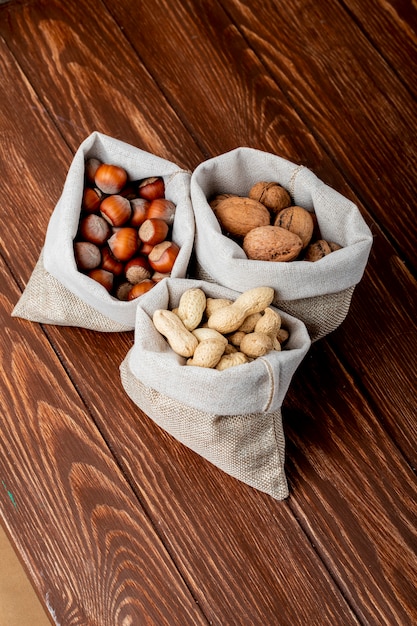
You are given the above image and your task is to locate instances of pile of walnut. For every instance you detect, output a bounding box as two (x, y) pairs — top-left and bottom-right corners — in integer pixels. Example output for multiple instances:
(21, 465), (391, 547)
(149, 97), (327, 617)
(73, 158), (180, 301)
(152, 286), (290, 370)
(210, 181), (342, 262)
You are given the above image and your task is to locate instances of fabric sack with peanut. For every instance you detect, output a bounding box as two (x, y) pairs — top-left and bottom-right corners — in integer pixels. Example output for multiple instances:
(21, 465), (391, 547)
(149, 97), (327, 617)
(120, 277), (311, 500)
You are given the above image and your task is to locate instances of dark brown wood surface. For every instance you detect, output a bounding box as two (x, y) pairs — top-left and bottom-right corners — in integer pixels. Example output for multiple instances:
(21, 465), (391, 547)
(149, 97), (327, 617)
(0, 0), (416, 624)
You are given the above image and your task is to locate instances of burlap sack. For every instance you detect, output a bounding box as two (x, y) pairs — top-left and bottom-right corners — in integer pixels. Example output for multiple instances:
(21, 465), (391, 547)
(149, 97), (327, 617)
(12, 132), (194, 331)
(120, 278), (311, 500)
(190, 147), (373, 341)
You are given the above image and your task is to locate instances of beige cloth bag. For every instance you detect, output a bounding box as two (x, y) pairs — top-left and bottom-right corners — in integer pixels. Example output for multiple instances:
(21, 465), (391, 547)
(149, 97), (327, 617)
(190, 148), (373, 341)
(120, 278), (311, 500)
(12, 132), (194, 331)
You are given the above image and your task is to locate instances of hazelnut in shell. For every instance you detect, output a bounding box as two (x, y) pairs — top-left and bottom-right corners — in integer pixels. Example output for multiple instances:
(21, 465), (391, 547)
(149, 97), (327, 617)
(128, 279), (156, 300)
(100, 194), (132, 227)
(74, 241), (101, 271)
(130, 198), (150, 227)
(148, 240), (180, 273)
(146, 198), (176, 225)
(138, 176), (165, 201)
(108, 227), (139, 262)
(95, 163), (128, 195)
(139, 218), (169, 245)
(82, 186), (103, 213)
(79, 214), (111, 246)
(125, 256), (152, 284)
(88, 268), (114, 293)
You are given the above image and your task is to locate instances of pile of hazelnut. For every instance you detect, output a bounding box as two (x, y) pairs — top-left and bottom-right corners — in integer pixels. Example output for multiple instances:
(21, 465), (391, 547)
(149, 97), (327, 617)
(210, 181), (342, 263)
(74, 158), (180, 301)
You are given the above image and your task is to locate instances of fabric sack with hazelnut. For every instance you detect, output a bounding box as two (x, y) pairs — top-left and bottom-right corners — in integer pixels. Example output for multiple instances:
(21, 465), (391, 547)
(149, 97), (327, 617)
(190, 147), (373, 341)
(12, 131), (194, 331)
(120, 277), (311, 500)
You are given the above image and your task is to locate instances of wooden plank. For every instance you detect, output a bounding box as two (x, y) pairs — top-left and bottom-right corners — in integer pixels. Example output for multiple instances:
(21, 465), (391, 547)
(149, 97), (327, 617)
(0, 8), (360, 625)
(340, 0), (417, 97)
(0, 0), (202, 169)
(41, 323), (360, 626)
(0, 258), (208, 625)
(216, 0), (417, 272)
(1, 1), (416, 624)
(91, 0), (417, 464)
(283, 341), (417, 625)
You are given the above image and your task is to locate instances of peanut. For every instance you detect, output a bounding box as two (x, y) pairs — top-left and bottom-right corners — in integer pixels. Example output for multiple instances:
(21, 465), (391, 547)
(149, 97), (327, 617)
(240, 332), (273, 358)
(237, 312), (262, 333)
(208, 286), (274, 334)
(216, 352), (249, 370)
(276, 327), (289, 344)
(254, 307), (281, 338)
(152, 309), (198, 357)
(186, 339), (225, 368)
(228, 331), (246, 347)
(205, 297), (233, 319)
(192, 327), (228, 346)
(177, 288), (206, 330)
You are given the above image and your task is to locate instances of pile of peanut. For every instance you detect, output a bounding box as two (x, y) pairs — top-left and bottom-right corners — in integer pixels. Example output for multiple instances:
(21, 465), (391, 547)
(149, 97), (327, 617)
(152, 286), (290, 370)
(73, 158), (181, 301)
(210, 181), (342, 262)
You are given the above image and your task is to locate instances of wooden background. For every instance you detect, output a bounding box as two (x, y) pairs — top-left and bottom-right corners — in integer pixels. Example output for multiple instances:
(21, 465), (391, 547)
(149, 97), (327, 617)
(0, 0), (416, 624)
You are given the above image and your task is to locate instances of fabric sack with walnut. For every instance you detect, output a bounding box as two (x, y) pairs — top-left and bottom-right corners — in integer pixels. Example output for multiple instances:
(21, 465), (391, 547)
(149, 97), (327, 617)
(12, 131), (194, 331)
(190, 147), (373, 341)
(120, 277), (311, 500)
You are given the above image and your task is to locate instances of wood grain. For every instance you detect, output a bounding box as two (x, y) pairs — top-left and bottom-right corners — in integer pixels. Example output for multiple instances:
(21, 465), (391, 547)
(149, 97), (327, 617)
(0, 260), (207, 625)
(341, 0), (417, 96)
(219, 0), (417, 271)
(0, 0), (416, 624)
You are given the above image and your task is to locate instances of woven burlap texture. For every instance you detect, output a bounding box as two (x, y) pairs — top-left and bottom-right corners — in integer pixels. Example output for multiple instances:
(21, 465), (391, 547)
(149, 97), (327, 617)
(12, 250), (132, 332)
(120, 358), (289, 500)
(193, 263), (355, 342)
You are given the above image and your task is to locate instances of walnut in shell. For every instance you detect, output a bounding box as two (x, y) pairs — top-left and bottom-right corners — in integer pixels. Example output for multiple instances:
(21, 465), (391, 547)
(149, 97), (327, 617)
(248, 181), (291, 214)
(274, 205), (314, 249)
(212, 196), (270, 238)
(243, 225), (303, 262)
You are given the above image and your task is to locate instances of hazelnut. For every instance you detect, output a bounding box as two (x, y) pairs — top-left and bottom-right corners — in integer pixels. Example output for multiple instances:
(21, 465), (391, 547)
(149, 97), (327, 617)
(108, 227), (139, 262)
(81, 186), (103, 213)
(85, 158), (102, 185)
(95, 163), (128, 195)
(146, 198), (176, 225)
(129, 198), (150, 227)
(115, 281), (133, 301)
(124, 256), (152, 284)
(79, 214), (111, 246)
(100, 246), (125, 276)
(74, 241), (101, 271)
(128, 279), (156, 300)
(138, 176), (165, 201)
(100, 194), (132, 226)
(148, 240), (180, 273)
(139, 218), (169, 245)
(88, 268), (114, 292)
